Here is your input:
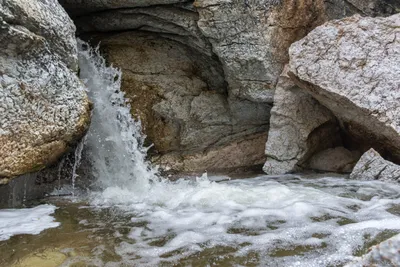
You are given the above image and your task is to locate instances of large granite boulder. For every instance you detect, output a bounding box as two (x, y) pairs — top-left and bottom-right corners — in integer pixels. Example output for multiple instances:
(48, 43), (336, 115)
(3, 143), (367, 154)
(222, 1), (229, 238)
(0, 0), (91, 181)
(289, 13), (400, 164)
(350, 148), (400, 182)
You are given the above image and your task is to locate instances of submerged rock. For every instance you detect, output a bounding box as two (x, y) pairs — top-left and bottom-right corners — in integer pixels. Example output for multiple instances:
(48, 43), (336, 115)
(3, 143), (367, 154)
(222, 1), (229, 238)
(289, 13), (400, 164)
(350, 148), (400, 182)
(0, 0), (91, 180)
(13, 250), (67, 267)
(346, 233), (400, 267)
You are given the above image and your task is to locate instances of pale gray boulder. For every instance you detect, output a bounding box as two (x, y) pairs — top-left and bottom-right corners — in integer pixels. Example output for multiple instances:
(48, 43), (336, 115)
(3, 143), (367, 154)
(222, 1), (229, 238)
(289, 13), (400, 164)
(263, 67), (340, 175)
(0, 0), (91, 180)
(350, 148), (400, 182)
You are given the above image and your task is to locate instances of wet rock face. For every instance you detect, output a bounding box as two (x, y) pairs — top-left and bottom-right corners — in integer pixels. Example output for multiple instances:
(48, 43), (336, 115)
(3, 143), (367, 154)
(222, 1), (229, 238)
(350, 149), (400, 182)
(289, 13), (400, 164)
(0, 0), (91, 180)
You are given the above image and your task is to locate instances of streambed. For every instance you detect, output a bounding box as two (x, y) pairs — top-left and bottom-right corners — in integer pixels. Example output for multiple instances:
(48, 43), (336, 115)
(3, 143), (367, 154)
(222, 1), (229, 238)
(1, 174), (400, 267)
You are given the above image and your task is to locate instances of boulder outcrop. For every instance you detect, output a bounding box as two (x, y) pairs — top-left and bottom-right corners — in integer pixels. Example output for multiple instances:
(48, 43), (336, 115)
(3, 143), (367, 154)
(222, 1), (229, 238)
(263, 67), (341, 174)
(350, 148), (400, 182)
(0, 0), (91, 180)
(262, 1), (399, 175)
(289, 13), (400, 165)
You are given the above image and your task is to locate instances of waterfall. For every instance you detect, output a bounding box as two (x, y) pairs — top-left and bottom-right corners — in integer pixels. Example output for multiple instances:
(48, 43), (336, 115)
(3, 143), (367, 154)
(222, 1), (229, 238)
(43, 41), (400, 267)
(71, 138), (85, 193)
(77, 40), (159, 193)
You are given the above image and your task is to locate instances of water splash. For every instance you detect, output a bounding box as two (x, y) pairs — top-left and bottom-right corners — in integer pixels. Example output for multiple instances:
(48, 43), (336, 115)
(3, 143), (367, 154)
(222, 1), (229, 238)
(57, 157), (65, 194)
(71, 139), (85, 193)
(77, 40), (159, 192)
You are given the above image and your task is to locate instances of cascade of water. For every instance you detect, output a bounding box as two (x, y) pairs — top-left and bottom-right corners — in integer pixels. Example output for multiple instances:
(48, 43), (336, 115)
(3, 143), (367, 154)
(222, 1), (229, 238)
(22, 179), (27, 206)
(77, 40), (159, 192)
(57, 157), (65, 194)
(71, 139), (85, 193)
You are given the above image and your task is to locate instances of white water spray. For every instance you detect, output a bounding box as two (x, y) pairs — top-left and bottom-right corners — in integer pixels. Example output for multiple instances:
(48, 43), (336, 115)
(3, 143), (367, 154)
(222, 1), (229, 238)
(71, 138), (85, 193)
(57, 157), (65, 194)
(77, 40), (159, 192)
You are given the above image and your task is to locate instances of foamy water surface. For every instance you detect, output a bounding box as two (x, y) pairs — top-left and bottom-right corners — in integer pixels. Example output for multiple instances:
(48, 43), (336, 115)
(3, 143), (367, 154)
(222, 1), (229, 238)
(85, 174), (400, 266)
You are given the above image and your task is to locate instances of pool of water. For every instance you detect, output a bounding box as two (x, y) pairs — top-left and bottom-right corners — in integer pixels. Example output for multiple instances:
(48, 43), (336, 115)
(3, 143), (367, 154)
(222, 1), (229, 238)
(1, 174), (400, 267)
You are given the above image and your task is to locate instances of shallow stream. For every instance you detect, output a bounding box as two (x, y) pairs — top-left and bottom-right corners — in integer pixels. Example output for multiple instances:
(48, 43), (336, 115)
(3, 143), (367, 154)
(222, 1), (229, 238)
(1, 174), (400, 267)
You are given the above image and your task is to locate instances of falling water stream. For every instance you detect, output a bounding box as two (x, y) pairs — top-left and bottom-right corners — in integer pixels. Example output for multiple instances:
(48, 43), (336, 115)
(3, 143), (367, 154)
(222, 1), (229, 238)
(1, 42), (400, 267)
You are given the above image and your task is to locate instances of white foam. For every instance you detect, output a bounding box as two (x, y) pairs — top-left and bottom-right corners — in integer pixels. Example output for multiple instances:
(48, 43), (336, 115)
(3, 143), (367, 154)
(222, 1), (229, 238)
(0, 204), (60, 241)
(87, 175), (400, 266)
(77, 40), (159, 193)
